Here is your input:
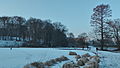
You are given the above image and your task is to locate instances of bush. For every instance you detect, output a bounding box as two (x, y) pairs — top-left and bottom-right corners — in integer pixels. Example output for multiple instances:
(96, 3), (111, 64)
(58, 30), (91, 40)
(30, 62), (45, 68)
(90, 56), (100, 63)
(44, 61), (54, 66)
(69, 51), (77, 55)
(24, 62), (45, 68)
(75, 55), (81, 61)
(60, 56), (69, 61)
(82, 53), (91, 57)
(49, 59), (57, 64)
(84, 61), (99, 68)
(80, 57), (89, 64)
(77, 60), (84, 66)
(62, 62), (79, 68)
(24, 64), (35, 68)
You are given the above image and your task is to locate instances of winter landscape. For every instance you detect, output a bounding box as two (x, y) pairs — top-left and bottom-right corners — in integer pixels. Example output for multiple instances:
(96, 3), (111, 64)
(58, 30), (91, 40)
(0, 0), (120, 68)
(0, 47), (120, 68)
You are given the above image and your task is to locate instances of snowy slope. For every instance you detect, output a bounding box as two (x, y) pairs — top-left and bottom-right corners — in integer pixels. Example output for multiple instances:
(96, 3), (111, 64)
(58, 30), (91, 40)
(0, 48), (94, 68)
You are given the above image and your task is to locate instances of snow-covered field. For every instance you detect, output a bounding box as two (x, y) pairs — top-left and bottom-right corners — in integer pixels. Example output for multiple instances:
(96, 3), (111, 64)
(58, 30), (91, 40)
(0, 48), (94, 68)
(0, 47), (120, 68)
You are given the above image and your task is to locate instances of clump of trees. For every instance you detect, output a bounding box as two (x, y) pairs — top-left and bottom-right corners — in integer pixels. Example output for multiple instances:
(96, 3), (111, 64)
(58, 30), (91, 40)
(0, 16), (68, 47)
(91, 4), (120, 50)
(67, 33), (76, 47)
(67, 32), (89, 48)
(77, 33), (89, 47)
(107, 19), (120, 49)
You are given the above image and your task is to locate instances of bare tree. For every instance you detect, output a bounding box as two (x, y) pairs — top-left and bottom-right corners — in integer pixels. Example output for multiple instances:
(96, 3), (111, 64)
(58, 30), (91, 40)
(0, 16), (10, 40)
(91, 4), (112, 50)
(107, 19), (120, 49)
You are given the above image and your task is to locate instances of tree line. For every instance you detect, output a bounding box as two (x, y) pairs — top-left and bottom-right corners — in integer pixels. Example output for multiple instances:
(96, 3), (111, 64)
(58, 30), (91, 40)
(2, 4), (119, 49)
(0, 16), (68, 47)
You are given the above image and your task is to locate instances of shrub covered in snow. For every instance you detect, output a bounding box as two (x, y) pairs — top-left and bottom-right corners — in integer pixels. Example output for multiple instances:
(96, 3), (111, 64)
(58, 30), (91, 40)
(23, 55), (69, 68)
(53, 56), (69, 63)
(90, 56), (100, 63)
(69, 51), (77, 55)
(23, 62), (45, 68)
(83, 56), (100, 68)
(80, 57), (89, 64)
(82, 53), (91, 58)
(49, 59), (57, 64)
(75, 55), (81, 61)
(44, 60), (54, 66)
(60, 56), (69, 61)
(62, 62), (79, 68)
(84, 61), (99, 68)
(77, 59), (85, 66)
(55, 57), (63, 62)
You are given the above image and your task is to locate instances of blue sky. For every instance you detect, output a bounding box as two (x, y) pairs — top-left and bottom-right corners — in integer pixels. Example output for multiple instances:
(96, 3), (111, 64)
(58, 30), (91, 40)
(0, 0), (119, 36)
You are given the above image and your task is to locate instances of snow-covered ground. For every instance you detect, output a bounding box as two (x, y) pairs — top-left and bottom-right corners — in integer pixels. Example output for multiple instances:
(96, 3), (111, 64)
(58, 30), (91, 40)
(99, 51), (120, 68)
(0, 47), (120, 68)
(0, 48), (94, 68)
(88, 46), (120, 68)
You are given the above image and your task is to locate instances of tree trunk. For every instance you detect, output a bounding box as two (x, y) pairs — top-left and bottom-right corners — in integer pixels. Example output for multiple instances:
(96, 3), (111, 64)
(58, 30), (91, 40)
(101, 16), (104, 50)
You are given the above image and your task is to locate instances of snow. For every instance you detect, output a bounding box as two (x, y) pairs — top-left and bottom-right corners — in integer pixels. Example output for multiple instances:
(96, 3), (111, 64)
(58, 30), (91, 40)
(0, 47), (120, 68)
(89, 46), (120, 68)
(99, 51), (120, 68)
(0, 40), (23, 47)
(0, 48), (94, 68)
